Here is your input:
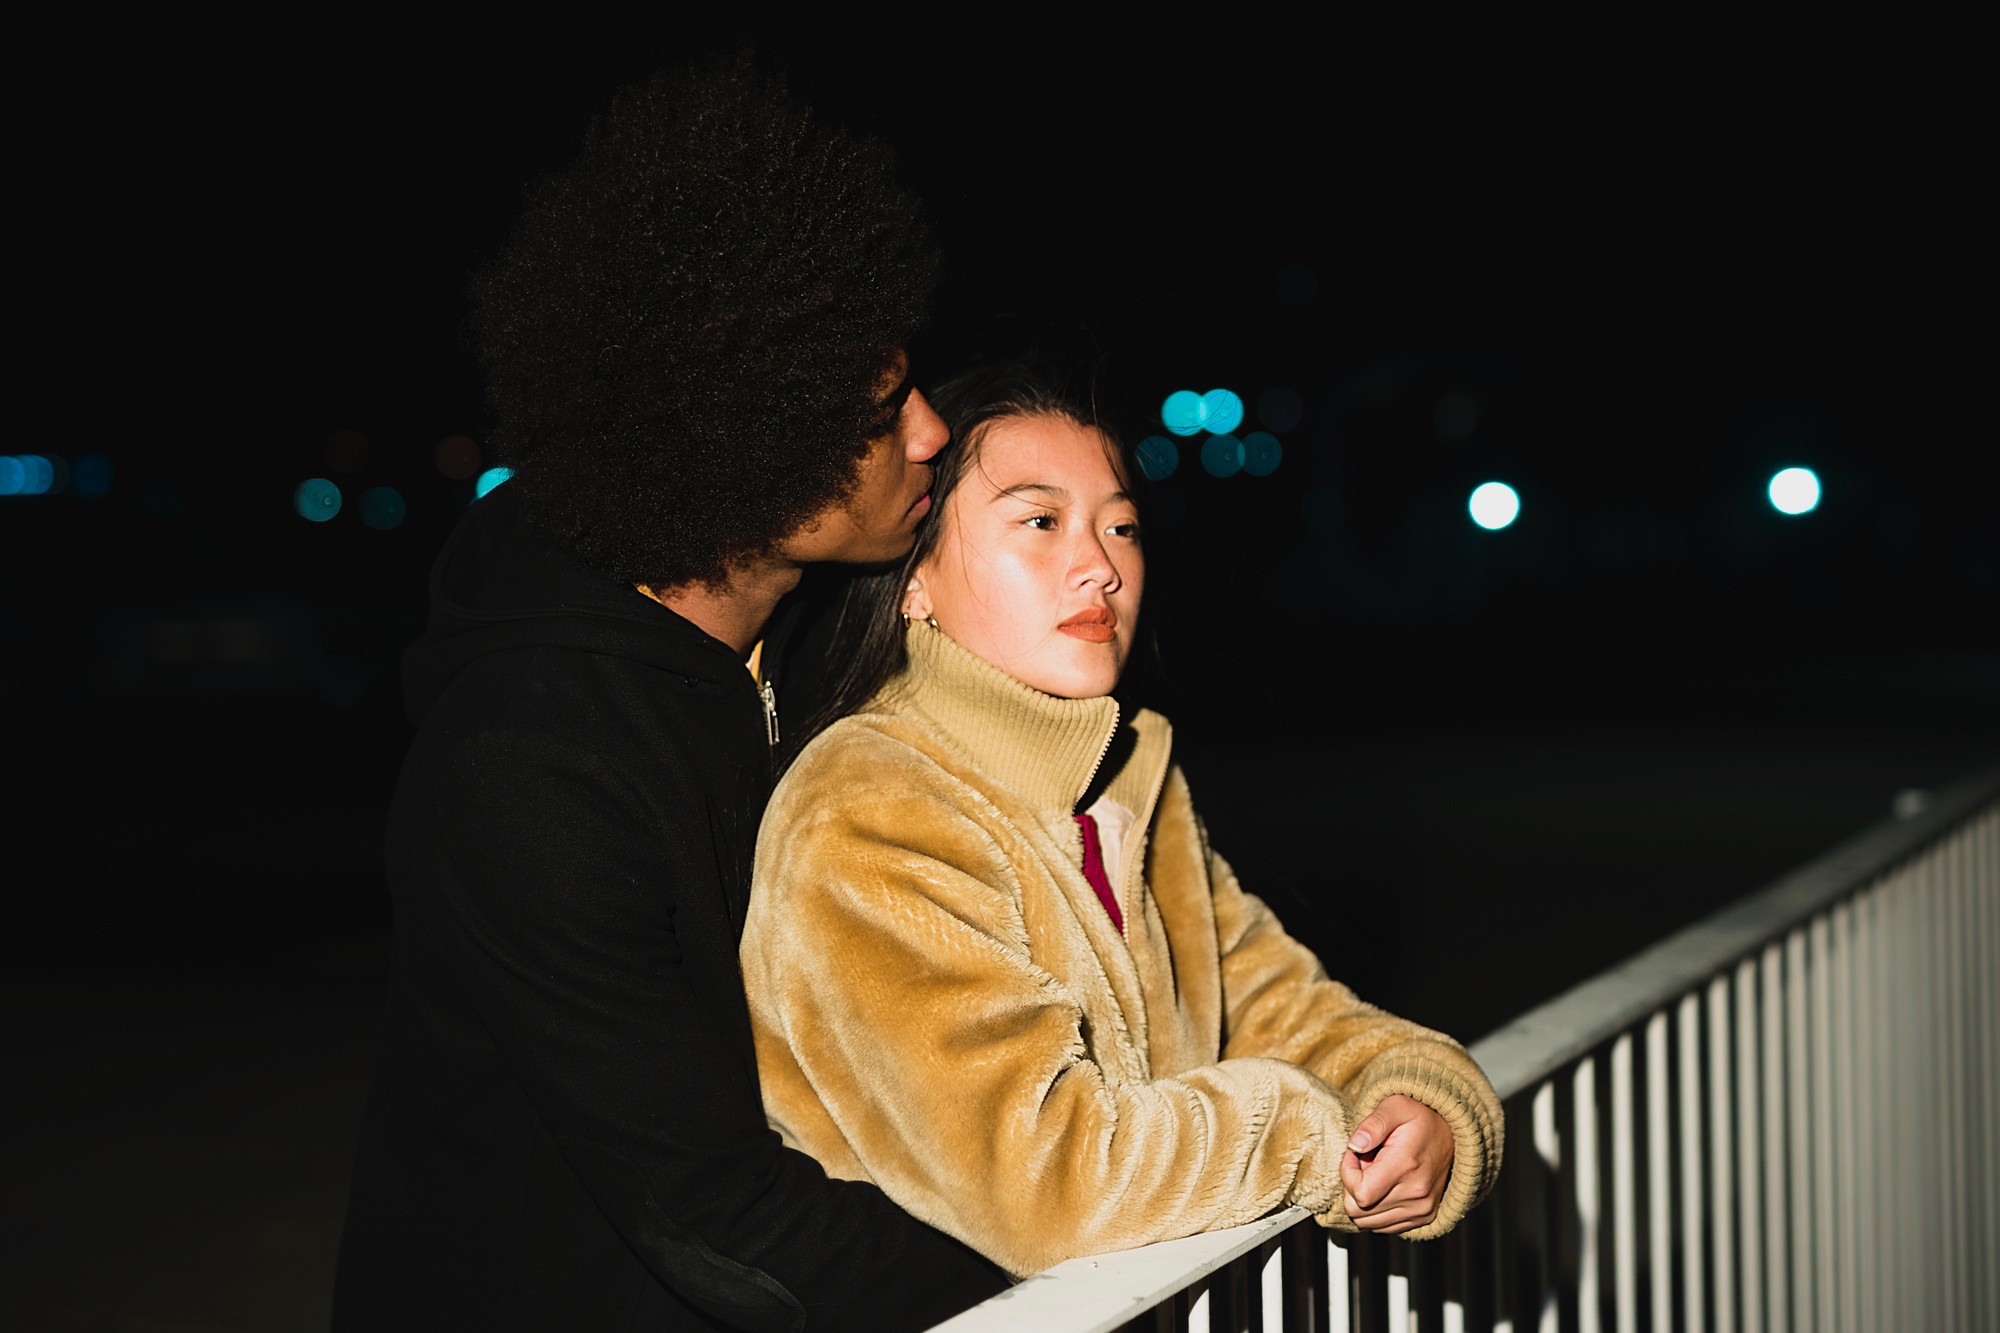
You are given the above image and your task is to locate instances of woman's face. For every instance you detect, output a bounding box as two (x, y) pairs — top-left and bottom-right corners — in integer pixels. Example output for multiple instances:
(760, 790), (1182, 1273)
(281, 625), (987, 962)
(905, 413), (1143, 699)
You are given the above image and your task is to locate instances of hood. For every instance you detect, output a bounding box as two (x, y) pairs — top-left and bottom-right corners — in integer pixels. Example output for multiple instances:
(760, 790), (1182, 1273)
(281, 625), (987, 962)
(402, 484), (749, 725)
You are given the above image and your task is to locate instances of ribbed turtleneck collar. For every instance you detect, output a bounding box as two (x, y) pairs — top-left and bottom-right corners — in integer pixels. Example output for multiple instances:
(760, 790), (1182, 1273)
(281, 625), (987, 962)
(882, 622), (1121, 814)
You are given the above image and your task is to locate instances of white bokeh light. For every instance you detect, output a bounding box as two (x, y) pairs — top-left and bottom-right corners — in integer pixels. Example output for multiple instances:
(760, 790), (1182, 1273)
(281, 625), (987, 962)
(1468, 481), (1520, 531)
(1767, 466), (1821, 516)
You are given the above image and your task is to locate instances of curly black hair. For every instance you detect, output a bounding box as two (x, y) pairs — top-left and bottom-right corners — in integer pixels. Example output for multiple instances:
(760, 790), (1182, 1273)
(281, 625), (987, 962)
(469, 51), (941, 590)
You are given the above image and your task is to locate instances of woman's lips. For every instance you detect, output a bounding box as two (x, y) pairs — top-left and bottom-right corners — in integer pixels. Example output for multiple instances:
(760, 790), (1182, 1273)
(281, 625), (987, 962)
(1057, 608), (1116, 643)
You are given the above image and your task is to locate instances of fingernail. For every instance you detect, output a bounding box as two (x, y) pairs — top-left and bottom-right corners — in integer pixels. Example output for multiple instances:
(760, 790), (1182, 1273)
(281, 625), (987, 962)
(1348, 1130), (1372, 1152)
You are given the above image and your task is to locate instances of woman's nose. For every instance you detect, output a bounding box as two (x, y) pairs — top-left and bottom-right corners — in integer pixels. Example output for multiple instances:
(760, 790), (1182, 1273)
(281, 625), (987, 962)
(1072, 532), (1121, 592)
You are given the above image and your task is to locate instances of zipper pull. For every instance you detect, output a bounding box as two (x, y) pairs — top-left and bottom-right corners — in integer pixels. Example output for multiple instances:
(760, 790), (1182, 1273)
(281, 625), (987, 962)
(759, 677), (780, 748)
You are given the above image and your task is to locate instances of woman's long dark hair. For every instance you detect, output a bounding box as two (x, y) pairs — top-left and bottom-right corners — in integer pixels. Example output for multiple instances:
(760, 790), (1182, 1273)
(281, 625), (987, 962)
(785, 358), (1130, 763)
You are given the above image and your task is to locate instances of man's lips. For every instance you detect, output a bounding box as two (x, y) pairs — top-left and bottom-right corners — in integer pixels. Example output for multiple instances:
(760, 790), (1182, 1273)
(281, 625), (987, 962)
(1057, 607), (1116, 643)
(907, 491), (932, 517)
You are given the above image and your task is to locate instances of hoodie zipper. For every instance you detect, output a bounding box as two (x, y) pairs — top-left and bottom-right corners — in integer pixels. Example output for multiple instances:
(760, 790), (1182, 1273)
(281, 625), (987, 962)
(759, 677), (780, 749)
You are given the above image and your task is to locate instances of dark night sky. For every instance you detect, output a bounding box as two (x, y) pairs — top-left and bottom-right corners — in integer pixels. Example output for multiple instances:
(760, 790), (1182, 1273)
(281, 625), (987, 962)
(5, 21), (1994, 977)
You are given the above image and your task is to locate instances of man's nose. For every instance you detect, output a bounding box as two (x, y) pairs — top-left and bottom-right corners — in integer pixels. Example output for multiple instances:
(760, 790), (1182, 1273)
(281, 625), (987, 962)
(903, 391), (948, 463)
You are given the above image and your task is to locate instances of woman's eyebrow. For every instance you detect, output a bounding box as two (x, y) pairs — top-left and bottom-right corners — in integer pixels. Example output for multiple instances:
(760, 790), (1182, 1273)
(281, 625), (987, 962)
(991, 482), (1071, 504)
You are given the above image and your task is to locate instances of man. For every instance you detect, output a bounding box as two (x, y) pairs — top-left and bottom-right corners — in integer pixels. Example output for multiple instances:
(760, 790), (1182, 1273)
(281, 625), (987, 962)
(332, 55), (1008, 1331)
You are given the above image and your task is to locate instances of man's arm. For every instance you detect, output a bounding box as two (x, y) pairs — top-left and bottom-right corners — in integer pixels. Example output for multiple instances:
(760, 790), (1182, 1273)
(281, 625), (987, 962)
(401, 722), (1005, 1331)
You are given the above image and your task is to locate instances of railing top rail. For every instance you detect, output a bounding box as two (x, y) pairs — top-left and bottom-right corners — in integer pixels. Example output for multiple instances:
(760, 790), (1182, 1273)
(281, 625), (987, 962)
(1465, 762), (2000, 1101)
(928, 1209), (1309, 1333)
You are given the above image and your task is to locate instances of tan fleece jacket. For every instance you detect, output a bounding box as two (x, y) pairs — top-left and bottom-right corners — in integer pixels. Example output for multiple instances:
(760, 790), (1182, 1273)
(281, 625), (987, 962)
(741, 624), (1503, 1278)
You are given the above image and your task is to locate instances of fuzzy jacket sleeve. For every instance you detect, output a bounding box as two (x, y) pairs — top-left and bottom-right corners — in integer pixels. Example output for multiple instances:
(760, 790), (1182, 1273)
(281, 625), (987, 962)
(1205, 841), (1505, 1239)
(742, 747), (1357, 1279)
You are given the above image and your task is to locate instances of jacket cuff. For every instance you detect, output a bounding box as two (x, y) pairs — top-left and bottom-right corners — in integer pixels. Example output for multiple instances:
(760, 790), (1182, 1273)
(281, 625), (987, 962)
(1347, 1044), (1506, 1241)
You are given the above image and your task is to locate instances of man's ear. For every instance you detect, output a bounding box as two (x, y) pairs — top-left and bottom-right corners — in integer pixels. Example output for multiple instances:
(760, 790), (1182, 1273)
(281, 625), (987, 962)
(902, 576), (932, 622)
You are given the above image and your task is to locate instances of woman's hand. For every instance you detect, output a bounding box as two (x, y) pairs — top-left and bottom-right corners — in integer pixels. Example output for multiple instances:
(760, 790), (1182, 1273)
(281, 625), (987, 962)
(1340, 1094), (1455, 1234)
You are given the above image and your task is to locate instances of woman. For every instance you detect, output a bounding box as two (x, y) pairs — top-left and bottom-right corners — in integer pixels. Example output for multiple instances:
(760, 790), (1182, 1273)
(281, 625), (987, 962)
(741, 363), (1503, 1279)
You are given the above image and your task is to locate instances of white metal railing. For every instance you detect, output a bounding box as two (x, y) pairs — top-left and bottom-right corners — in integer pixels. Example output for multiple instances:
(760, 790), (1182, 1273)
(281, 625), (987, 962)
(934, 766), (2000, 1333)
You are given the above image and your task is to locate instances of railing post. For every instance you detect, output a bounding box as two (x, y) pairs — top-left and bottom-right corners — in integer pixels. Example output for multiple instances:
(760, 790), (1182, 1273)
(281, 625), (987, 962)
(1731, 959), (1761, 1333)
(1755, 943), (1786, 1333)
(1783, 924), (1812, 1333)
(1608, 1032), (1636, 1333)
(1327, 1236), (1350, 1333)
(1829, 900), (1858, 1333)
(1677, 991), (1705, 1333)
(1644, 1010), (1672, 1333)
(1852, 882), (1882, 1333)
(1705, 973), (1735, 1333)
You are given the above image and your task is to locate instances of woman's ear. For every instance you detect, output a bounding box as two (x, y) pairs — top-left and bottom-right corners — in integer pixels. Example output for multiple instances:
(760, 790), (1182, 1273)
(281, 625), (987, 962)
(902, 575), (932, 622)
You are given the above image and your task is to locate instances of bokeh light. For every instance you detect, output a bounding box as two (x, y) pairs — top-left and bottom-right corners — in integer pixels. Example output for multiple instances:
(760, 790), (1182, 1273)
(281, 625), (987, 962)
(1200, 389), (1244, 436)
(1468, 481), (1521, 531)
(1161, 391), (1205, 437)
(72, 454), (113, 496)
(1257, 387), (1303, 433)
(1767, 466), (1821, 516)
(1, 455), (66, 496)
(360, 486), (407, 530)
(434, 434), (482, 480)
(1200, 434), (1245, 478)
(1242, 432), (1282, 477)
(475, 467), (515, 499)
(295, 477), (342, 522)
(1136, 436), (1179, 481)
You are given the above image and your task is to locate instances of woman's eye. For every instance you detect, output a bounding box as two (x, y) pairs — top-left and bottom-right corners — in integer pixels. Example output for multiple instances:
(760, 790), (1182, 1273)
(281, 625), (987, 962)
(1109, 521), (1142, 540)
(1024, 514), (1058, 531)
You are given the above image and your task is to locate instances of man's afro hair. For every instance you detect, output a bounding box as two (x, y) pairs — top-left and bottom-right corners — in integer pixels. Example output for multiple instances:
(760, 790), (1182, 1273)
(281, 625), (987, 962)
(469, 52), (941, 590)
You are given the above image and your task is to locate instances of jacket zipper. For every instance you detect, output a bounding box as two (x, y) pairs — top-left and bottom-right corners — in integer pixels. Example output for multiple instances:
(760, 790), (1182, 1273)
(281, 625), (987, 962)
(1073, 700), (1120, 810)
(1073, 701), (1125, 935)
(759, 677), (780, 749)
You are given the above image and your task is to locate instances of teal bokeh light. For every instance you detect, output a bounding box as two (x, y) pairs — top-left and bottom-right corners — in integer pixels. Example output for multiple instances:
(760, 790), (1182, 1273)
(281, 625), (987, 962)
(1468, 481), (1520, 531)
(1136, 435), (1179, 481)
(475, 467), (515, 499)
(1161, 391), (1205, 437)
(2, 455), (58, 495)
(360, 486), (407, 530)
(1242, 432), (1282, 477)
(1200, 434), (1245, 478)
(1200, 389), (1244, 436)
(1767, 466), (1820, 516)
(295, 477), (343, 522)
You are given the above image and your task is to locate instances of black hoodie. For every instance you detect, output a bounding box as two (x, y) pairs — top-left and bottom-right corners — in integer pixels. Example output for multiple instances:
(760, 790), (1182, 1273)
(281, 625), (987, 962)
(333, 488), (1005, 1331)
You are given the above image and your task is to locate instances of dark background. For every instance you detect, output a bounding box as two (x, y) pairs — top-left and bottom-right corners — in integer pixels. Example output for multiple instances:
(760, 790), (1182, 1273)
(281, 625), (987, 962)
(5, 19), (1994, 1329)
